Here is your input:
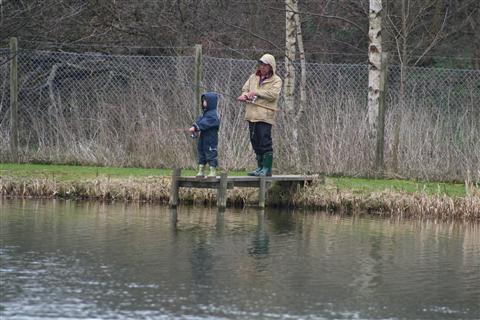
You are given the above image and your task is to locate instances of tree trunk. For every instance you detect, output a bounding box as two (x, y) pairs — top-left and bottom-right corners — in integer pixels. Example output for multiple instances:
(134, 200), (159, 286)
(472, 2), (480, 69)
(293, 0), (306, 122)
(284, 0), (307, 172)
(284, 0), (296, 114)
(391, 0), (407, 172)
(367, 0), (383, 134)
(284, 0), (300, 170)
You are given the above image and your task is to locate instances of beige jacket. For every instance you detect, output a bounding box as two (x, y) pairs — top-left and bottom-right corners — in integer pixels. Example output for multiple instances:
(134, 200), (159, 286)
(241, 54), (282, 125)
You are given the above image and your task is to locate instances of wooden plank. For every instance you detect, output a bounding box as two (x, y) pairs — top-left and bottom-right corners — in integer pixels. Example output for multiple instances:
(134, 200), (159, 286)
(177, 175), (320, 189)
(169, 168), (181, 208)
(179, 180), (234, 189)
(178, 175), (318, 183)
(226, 175), (316, 182)
(172, 174), (322, 208)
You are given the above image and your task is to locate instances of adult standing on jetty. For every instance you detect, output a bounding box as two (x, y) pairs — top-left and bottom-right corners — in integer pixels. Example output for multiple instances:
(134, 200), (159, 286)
(237, 53), (282, 176)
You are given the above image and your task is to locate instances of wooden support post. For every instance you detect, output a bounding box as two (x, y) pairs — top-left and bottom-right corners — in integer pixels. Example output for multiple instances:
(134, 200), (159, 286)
(258, 176), (267, 209)
(217, 172), (228, 210)
(194, 44), (203, 109)
(169, 168), (181, 208)
(9, 37), (19, 162)
(375, 52), (388, 173)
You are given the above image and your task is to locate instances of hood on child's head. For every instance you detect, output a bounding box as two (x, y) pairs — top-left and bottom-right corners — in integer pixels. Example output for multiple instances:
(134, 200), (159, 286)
(201, 92), (218, 111)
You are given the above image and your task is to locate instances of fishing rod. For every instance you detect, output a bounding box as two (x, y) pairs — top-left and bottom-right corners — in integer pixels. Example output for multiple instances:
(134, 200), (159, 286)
(233, 93), (278, 111)
(165, 128), (198, 138)
(179, 80), (278, 112)
(213, 88), (278, 112)
(156, 81), (279, 137)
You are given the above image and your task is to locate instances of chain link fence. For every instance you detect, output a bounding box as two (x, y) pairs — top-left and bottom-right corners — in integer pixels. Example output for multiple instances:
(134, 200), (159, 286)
(1, 47), (479, 181)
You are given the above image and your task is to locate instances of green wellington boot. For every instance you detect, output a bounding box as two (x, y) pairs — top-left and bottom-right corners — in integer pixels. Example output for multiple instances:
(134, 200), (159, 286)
(247, 154), (263, 176)
(256, 152), (273, 177)
(196, 164), (205, 178)
(207, 166), (217, 178)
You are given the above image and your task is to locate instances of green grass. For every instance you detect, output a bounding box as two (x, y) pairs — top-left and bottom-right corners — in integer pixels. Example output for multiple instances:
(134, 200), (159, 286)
(0, 163), (173, 181)
(0, 163), (468, 197)
(327, 177), (467, 198)
(0, 163), (246, 181)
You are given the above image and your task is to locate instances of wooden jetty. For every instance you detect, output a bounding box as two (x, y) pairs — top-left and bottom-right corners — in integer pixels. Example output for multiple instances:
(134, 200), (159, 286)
(169, 168), (320, 209)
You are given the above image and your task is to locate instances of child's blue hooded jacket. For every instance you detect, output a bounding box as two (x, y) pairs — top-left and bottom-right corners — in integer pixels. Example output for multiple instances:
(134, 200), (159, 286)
(192, 92), (220, 165)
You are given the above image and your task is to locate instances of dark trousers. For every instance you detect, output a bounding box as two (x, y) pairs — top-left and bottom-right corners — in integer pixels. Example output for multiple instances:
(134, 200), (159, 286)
(197, 136), (218, 167)
(248, 121), (273, 155)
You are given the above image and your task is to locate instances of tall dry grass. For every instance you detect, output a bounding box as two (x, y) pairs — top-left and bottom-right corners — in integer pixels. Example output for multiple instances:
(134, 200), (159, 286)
(1, 176), (478, 220)
(0, 53), (478, 184)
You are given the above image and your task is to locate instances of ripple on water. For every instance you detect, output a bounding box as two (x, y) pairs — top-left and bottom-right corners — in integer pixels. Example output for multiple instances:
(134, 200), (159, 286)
(1, 200), (479, 319)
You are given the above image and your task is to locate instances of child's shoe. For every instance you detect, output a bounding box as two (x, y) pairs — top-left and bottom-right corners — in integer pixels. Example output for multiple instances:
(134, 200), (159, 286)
(196, 165), (205, 178)
(207, 166), (217, 178)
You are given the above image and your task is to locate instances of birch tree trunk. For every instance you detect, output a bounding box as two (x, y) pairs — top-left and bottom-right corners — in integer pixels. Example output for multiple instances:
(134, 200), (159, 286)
(284, 0), (299, 170)
(293, 0), (306, 122)
(367, 0), (383, 133)
(284, 0), (307, 172)
(284, 0), (296, 114)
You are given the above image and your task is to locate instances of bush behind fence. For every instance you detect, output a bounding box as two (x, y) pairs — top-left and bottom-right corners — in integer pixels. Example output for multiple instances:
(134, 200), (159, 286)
(0, 48), (479, 182)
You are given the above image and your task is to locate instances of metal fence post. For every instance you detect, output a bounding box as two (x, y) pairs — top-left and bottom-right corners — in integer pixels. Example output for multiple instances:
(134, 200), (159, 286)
(194, 44), (203, 109)
(375, 52), (388, 172)
(9, 37), (19, 162)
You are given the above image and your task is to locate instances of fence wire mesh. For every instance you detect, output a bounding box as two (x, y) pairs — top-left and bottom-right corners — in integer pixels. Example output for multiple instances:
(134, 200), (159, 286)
(1, 48), (479, 181)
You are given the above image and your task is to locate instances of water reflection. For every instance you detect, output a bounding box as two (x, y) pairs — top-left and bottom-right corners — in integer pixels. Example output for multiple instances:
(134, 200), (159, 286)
(1, 199), (479, 320)
(170, 207), (178, 232)
(248, 211), (269, 256)
(215, 210), (224, 237)
(268, 209), (296, 234)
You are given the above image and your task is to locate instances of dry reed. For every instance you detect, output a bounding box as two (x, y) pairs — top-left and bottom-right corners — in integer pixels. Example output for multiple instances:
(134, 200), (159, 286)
(1, 54), (479, 183)
(1, 176), (478, 221)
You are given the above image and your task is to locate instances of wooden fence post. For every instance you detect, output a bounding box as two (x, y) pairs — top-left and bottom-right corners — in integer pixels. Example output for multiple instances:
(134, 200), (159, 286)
(194, 44), (203, 109)
(375, 52), (388, 172)
(9, 37), (19, 162)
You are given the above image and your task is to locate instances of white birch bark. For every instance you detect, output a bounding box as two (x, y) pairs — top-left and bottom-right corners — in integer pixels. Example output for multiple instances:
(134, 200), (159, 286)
(284, 0), (300, 169)
(283, 0), (307, 171)
(367, 0), (383, 131)
(284, 0), (296, 115)
(293, 0), (306, 122)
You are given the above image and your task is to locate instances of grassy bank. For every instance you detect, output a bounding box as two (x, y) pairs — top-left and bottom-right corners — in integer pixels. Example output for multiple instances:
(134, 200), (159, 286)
(1, 163), (478, 220)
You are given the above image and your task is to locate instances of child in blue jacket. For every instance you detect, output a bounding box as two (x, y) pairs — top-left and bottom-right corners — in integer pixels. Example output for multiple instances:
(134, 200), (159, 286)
(188, 92), (220, 178)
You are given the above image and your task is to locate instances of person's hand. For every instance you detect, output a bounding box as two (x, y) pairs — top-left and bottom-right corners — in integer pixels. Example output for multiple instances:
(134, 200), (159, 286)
(237, 94), (248, 102)
(246, 91), (257, 100)
(188, 126), (196, 133)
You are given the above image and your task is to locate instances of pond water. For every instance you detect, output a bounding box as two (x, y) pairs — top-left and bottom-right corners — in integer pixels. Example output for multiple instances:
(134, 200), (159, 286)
(1, 199), (479, 319)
